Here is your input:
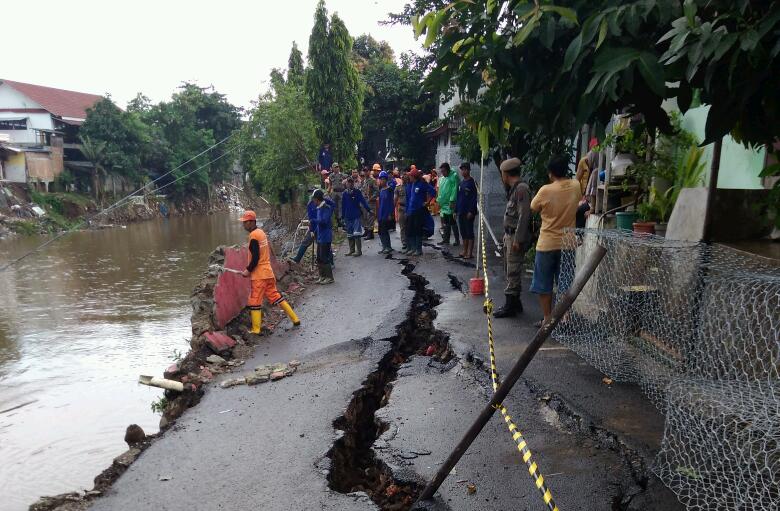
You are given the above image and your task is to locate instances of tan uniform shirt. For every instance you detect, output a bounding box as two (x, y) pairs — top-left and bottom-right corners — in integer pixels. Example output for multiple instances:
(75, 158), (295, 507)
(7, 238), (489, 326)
(504, 180), (532, 248)
(530, 179), (581, 252)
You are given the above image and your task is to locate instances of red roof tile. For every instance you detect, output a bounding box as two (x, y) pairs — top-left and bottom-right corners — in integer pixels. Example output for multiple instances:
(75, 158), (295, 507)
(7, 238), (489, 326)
(1, 79), (104, 121)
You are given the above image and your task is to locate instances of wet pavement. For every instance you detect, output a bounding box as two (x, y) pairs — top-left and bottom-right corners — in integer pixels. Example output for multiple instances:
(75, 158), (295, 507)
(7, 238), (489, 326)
(85, 225), (684, 511)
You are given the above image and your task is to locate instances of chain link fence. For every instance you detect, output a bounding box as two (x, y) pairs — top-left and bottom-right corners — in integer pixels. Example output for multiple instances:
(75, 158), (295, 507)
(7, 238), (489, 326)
(552, 229), (780, 510)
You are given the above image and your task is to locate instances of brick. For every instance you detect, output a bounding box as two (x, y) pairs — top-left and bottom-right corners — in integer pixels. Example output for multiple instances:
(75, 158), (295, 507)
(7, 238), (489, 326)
(204, 331), (236, 353)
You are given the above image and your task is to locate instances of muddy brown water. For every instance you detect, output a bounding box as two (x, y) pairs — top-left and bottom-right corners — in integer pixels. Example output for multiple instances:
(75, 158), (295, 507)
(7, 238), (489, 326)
(0, 212), (247, 510)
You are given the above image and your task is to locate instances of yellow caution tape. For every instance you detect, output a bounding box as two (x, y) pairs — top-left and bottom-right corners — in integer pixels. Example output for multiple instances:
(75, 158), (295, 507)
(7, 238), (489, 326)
(478, 203), (560, 511)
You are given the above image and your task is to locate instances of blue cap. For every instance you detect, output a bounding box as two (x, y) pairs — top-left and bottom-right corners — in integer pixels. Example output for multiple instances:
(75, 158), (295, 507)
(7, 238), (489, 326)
(378, 171), (389, 180)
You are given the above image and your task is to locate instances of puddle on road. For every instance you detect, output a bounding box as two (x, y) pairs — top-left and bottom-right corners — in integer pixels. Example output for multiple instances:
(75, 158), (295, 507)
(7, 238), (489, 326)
(0, 212), (246, 510)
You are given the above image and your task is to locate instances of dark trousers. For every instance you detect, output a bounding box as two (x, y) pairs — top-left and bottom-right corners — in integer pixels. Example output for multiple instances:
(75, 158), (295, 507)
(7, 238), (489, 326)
(378, 219), (394, 250)
(458, 213), (476, 240)
(316, 242), (333, 266)
(441, 212), (460, 243)
(406, 208), (425, 252)
(292, 232), (314, 263)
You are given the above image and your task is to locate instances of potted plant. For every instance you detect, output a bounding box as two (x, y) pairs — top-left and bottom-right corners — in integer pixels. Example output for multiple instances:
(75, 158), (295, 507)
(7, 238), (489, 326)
(647, 144), (707, 235)
(634, 201), (659, 235)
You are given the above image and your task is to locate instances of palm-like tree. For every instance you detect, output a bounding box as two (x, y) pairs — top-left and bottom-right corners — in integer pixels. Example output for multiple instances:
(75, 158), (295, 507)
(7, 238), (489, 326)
(79, 135), (107, 205)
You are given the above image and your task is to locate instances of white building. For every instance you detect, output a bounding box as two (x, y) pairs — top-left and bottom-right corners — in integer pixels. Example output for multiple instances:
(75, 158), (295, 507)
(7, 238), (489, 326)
(0, 79), (102, 190)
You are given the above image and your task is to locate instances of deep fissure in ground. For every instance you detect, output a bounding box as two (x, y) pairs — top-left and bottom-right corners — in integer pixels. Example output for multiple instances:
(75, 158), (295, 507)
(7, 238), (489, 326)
(326, 261), (451, 510)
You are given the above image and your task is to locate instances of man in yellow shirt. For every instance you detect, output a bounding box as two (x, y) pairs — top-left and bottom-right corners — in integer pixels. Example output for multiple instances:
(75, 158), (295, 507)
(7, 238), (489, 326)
(529, 156), (581, 326)
(239, 210), (300, 334)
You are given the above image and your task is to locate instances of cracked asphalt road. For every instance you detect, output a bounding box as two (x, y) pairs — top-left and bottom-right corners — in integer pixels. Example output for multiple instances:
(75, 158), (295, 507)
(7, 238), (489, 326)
(88, 225), (684, 511)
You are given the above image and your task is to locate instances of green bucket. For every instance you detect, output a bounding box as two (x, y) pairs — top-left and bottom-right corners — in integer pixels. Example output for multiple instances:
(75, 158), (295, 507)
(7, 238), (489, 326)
(616, 211), (637, 230)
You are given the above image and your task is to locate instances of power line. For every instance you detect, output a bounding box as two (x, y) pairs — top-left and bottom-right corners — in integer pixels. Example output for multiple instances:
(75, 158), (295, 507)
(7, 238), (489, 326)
(0, 135), (240, 272)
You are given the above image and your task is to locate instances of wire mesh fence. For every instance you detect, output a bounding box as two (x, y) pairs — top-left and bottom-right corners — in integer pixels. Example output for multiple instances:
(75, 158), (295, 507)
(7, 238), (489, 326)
(552, 228), (780, 511)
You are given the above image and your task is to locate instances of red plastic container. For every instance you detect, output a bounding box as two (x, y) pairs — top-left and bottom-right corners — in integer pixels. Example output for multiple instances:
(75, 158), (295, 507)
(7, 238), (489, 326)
(469, 277), (485, 295)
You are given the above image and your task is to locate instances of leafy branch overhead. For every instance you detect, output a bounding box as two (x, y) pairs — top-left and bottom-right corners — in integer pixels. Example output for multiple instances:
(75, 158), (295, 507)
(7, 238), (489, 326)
(412, 0), (780, 150)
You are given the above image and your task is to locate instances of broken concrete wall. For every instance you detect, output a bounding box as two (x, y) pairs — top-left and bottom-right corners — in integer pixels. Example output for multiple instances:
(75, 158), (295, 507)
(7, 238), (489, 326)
(191, 241), (292, 349)
(213, 247), (251, 329)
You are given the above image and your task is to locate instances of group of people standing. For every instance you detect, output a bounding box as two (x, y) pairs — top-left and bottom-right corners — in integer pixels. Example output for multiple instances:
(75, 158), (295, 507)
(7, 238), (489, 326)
(289, 159), (482, 284)
(246, 144), (581, 334)
(306, 146), (582, 331)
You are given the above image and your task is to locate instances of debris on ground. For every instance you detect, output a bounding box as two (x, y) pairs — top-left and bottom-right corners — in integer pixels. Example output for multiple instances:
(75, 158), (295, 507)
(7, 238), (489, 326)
(219, 361), (300, 388)
(602, 377), (614, 386)
(467, 483), (477, 495)
(205, 354), (226, 366)
(124, 424), (145, 447)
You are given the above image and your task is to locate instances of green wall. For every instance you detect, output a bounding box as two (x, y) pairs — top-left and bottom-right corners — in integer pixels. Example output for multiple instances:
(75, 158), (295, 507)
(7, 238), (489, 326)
(681, 106), (766, 189)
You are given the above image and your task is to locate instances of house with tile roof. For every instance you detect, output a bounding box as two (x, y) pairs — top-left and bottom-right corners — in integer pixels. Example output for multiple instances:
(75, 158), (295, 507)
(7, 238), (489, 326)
(0, 79), (103, 190)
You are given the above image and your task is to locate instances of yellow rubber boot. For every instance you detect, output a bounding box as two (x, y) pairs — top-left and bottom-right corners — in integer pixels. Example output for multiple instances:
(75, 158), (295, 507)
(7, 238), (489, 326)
(280, 300), (301, 327)
(250, 309), (262, 334)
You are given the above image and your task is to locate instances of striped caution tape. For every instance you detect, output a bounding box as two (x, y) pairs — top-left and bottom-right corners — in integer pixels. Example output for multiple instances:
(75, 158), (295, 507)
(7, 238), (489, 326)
(478, 196), (560, 511)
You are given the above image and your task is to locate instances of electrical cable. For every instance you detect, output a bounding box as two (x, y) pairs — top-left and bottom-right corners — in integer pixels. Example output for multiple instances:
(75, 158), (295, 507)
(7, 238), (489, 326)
(0, 135), (240, 272)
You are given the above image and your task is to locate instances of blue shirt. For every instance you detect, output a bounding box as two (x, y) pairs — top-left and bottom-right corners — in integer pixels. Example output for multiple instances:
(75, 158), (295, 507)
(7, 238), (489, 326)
(377, 181), (396, 221)
(456, 177), (478, 215)
(307, 198), (334, 231)
(342, 188), (371, 221)
(405, 180), (436, 214)
(314, 202), (333, 243)
(318, 148), (333, 171)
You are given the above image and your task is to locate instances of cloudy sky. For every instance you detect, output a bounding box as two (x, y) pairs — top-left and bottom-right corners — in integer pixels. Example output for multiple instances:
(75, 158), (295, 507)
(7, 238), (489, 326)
(3, 0), (420, 109)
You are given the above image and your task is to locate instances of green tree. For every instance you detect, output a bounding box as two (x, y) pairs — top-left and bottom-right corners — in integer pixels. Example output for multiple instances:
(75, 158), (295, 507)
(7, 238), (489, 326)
(144, 83), (241, 198)
(78, 135), (108, 203)
(287, 42), (305, 85)
(411, 0), (780, 222)
(352, 34), (395, 71)
(305, 1), (364, 168)
(359, 53), (436, 167)
(81, 98), (148, 181)
(240, 76), (319, 203)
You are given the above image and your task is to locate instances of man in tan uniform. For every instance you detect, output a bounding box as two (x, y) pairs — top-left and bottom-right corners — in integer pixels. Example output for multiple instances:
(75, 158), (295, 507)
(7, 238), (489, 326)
(494, 157), (532, 318)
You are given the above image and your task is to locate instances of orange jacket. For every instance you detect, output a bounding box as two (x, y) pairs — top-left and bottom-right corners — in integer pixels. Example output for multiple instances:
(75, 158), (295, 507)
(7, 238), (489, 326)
(246, 228), (274, 280)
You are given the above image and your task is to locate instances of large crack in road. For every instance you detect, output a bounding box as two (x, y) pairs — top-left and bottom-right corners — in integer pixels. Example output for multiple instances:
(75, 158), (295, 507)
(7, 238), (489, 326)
(326, 260), (452, 511)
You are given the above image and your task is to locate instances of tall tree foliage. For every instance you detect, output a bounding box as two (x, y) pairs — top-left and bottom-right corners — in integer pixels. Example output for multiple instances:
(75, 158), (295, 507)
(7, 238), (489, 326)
(412, 0), (780, 150)
(81, 85), (241, 201)
(358, 43), (436, 167)
(287, 42), (305, 85)
(411, 0), (780, 222)
(305, 1), (364, 168)
(141, 84), (242, 198)
(240, 62), (319, 203)
(80, 98), (148, 181)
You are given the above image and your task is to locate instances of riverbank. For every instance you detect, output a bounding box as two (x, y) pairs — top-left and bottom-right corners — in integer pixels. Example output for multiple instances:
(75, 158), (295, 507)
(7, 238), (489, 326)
(21, 215), (315, 511)
(0, 183), (254, 240)
(0, 211), (292, 510)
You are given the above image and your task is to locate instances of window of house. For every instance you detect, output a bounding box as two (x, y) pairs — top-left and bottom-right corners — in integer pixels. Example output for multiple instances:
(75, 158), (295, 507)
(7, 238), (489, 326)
(0, 119), (28, 130)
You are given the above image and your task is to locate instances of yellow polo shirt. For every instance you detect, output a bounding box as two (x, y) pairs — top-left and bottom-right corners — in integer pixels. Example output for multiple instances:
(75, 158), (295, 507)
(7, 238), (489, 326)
(530, 179), (581, 252)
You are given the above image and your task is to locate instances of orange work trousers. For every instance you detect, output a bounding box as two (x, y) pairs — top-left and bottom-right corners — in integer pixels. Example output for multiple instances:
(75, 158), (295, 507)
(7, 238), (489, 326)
(248, 278), (283, 309)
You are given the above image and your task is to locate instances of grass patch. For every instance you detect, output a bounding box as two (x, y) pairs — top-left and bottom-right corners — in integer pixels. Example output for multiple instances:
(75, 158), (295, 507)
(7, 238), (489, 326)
(9, 220), (39, 236)
(29, 190), (92, 231)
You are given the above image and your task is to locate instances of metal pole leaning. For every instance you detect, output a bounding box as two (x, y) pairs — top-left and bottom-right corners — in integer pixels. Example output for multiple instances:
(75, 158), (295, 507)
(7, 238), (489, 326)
(416, 243), (608, 503)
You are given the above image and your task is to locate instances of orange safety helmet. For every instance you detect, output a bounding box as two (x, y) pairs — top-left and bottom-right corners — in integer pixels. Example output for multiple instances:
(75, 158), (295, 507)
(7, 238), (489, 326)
(238, 210), (257, 222)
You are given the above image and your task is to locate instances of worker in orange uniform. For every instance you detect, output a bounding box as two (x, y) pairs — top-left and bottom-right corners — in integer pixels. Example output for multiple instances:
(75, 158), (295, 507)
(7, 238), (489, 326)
(238, 210), (300, 333)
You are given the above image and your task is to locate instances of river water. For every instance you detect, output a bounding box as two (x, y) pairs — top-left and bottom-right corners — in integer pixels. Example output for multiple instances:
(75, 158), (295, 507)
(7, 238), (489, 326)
(0, 212), (246, 510)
